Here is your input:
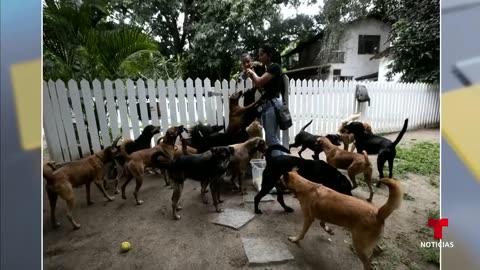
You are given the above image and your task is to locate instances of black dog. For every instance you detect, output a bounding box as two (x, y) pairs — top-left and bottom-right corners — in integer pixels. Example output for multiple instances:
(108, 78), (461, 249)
(289, 119), (342, 160)
(106, 125), (160, 191)
(344, 118), (409, 186)
(164, 146), (235, 220)
(187, 123), (232, 153)
(254, 144), (353, 215)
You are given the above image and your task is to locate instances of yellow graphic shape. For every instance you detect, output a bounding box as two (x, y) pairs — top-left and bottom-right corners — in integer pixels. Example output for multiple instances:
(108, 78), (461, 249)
(442, 85), (480, 181)
(10, 59), (42, 150)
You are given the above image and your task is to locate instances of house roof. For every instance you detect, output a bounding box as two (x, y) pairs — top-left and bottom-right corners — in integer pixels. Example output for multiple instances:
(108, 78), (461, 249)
(282, 32), (324, 58)
(284, 64), (331, 74)
(355, 72), (378, 81)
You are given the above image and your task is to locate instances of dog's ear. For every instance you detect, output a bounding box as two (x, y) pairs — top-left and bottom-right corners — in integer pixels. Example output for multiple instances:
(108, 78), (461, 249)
(228, 146), (235, 155)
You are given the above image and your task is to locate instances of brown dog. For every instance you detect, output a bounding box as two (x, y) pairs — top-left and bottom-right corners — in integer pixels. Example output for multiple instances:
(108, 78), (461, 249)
(228, 137), (267, 194)
(43, 146), (118, 230)
(281, 171), (402, 270)
(246, 119), (264, 159)
(119, 125), (184, 205)
(317, 136), (374, 202)
(338, 113), (372, 151)
(226, 91), (261, 138)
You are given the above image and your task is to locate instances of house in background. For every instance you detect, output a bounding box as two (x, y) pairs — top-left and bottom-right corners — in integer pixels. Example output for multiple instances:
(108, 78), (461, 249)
(283, 16), (397, 82)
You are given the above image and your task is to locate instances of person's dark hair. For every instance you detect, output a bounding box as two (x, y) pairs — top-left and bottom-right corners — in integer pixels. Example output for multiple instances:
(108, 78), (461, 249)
(260, 44), (282, 65)
(240, 53), (251, 61)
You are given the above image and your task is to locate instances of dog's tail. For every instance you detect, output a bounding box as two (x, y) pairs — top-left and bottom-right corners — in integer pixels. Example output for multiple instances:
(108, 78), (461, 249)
(111, 135), (122, 147)
(265, 144), (290, 163)
(376, 179), (403, 221)
(300, 119), (314, 132)
(362, 150), (370, 166)
(42, 161), (58, 186)
(391, 118), (409, 147)
(119, 139), (135, 158)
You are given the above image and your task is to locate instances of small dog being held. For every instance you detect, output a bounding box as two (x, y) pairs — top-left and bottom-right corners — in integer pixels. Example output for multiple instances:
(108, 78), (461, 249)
(317, 136), (374, 202)
(227, 137), (267, 194)
(337, 113), (372, 152)
(281, 170), (402, 270)
(254, 144), (353, 215)
(119, 125), (184, 205)
(164, 141), (235, 220)
(43, 145), (118, 230)
(344, 118), (409, 185)
(289, 119), (342, 160)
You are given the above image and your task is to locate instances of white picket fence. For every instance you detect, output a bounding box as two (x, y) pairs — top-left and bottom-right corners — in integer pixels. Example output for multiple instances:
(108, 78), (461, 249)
(43, 77), (439, 162)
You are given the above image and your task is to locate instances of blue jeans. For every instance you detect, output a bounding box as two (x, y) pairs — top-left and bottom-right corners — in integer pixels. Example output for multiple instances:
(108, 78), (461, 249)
(260, 98), (286, 157)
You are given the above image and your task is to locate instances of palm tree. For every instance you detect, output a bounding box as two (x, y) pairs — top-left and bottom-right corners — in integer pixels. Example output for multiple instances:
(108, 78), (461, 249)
(43, 0), (159, 81)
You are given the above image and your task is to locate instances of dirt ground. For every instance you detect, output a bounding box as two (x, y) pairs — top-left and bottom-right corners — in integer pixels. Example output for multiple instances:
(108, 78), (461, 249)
(43, 128), (440, 270)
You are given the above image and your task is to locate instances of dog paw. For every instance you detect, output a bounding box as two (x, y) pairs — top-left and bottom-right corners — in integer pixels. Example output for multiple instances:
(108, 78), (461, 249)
(216, 208), (224, 213)
(136, 200), (144, 205)
(203, 200), (210, 204)
(52, 222), (61, 229)
(218, 199), (224, 203)
(73, 224), (81, 230)
(108, 197), (115, 202)
(288, 236), (300, 243)
(285, 207), (294, 213)
(367, 198), (373, 203)
(114, 189), (120, 195)
(87, 201), (94, 206)
(255, 209), (263, 215)
(202, 189), (209, 193)
(241, 191), (247, 195)
(326, 229), (335, 235)
(174, 214), (181, 220)
(176, 205), (183, 211)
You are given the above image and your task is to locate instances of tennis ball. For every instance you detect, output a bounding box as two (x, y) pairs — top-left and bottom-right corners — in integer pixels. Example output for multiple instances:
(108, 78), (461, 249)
(121, 241), (131, 252)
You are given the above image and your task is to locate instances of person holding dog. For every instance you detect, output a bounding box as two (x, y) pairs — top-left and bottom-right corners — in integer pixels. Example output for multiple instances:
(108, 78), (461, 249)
(245, 44), (286, 156)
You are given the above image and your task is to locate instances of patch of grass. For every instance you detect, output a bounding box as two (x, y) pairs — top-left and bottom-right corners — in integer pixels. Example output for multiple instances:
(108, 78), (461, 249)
(419, 246), (440, 265)
(427, 208), (440, 220)
(403, 193), (415, 201)
(374, 246), (401, 270)
(392, 142), (440, 177)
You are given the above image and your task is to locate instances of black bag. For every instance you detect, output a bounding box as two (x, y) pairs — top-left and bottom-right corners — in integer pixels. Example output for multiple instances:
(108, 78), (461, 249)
(270, 100), (292, 130)
(355, 84), (371, 106)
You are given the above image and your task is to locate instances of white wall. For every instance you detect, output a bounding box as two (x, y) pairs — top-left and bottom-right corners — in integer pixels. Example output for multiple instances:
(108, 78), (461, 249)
(327, 18), (391, 80)
(378, 56), (402, 82)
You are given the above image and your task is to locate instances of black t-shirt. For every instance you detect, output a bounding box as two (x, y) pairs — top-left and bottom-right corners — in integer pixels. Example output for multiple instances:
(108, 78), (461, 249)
(263, 63), (282, 99)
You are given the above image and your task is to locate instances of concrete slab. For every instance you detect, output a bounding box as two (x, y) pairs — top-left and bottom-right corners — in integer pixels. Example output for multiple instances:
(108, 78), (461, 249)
(243, 193), (274, 203)
(241, 237), (294, 266)
(211, 208), (255, 230)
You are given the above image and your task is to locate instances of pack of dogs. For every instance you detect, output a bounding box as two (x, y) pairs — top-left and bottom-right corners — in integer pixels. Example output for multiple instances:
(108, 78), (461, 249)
(43, 91), (409, 269)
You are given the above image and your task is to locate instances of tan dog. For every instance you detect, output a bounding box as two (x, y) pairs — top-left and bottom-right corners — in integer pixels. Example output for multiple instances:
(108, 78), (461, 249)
(42, 146), (118, 230)
(281, 171), (402, 270)
(226, 91), (261, 137)
(119, 125), (184, 205)
(338, 112), (372, 151)
(246, 118), (264, 159)
(155, 136), (198, 186)
(227, 137), (267, 194)
(317, 136), (374, 202)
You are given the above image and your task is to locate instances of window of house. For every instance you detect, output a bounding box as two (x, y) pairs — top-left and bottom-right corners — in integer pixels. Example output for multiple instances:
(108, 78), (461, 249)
(358, 35), (380, 54)
(290, 53), (299, 68)
(333, 69), (341, 76)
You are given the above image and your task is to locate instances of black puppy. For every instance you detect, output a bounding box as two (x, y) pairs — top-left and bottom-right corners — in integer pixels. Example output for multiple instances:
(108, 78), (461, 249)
(188, 123), (232, 153)
(165, 146), (235, 220)
(106, 125), (160, 192)
(289, 119), (342, 160)
(254, 144), (353, 215)
(344, 118), (409, 186)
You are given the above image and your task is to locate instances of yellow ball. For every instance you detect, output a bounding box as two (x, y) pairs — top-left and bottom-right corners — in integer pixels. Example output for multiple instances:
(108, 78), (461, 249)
(121, 241), (131, 252)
